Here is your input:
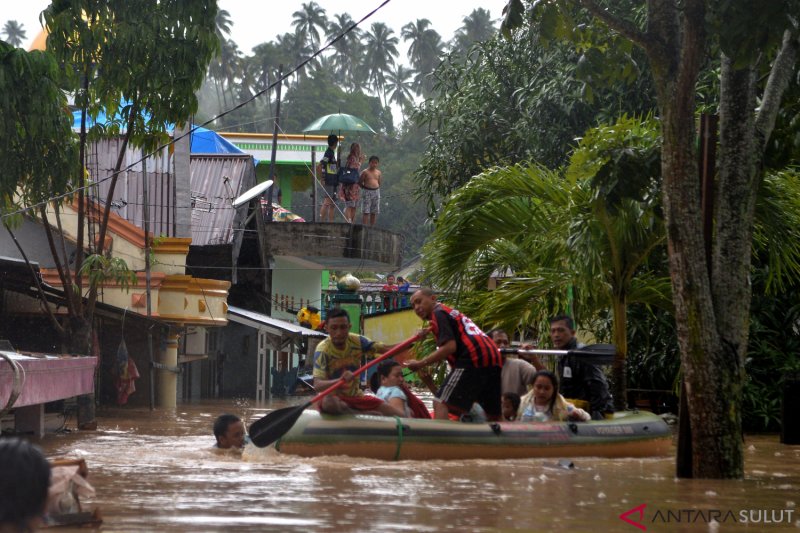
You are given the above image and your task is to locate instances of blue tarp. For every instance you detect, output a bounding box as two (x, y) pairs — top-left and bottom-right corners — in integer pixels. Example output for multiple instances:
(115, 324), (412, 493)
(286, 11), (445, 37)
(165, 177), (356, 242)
(71, 108), (245, 156)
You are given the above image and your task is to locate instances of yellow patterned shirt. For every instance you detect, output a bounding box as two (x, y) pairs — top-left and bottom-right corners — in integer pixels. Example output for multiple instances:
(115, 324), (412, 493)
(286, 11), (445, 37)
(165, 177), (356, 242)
(313, 333), (385, 397)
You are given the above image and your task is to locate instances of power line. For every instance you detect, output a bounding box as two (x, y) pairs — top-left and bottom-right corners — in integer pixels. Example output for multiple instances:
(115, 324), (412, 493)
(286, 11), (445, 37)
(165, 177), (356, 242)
(1, 0), (393, 222)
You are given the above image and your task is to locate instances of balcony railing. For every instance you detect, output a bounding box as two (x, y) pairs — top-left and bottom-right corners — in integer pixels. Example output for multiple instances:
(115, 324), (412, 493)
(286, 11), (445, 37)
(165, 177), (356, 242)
(321, 289), (412, 317)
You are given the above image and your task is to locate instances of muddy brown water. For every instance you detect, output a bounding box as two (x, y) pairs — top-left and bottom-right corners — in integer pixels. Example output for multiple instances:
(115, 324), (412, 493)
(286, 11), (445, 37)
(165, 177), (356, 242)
(35, 399), (799, 532)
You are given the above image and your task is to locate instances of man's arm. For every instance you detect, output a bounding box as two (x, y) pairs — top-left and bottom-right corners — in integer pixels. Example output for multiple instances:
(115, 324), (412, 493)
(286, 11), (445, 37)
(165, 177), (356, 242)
(313, 372), (354, 392)
(584, 363), (614, 419)
(405, 340), (455, 371)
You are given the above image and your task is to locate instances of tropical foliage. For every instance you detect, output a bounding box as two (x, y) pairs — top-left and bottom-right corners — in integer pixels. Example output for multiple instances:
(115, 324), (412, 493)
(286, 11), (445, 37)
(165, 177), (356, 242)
(412, 7), (656, 216)
(422, 116), (671, 405)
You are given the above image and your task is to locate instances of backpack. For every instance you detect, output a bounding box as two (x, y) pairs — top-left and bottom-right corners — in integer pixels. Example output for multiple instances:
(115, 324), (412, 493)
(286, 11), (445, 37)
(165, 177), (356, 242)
(321, 148), (339, 186)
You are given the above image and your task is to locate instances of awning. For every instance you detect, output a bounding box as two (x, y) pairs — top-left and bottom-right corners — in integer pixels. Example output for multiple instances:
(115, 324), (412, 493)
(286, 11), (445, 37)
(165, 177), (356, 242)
(227, 306), (326, 339)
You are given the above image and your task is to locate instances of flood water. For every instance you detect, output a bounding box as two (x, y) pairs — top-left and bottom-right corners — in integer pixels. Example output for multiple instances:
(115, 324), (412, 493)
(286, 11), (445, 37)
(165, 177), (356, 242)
(36, 399), (800, 532)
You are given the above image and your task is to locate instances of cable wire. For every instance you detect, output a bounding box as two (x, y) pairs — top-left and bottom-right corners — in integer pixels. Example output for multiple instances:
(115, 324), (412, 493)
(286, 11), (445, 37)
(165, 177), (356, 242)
(1, 0), (392, 222)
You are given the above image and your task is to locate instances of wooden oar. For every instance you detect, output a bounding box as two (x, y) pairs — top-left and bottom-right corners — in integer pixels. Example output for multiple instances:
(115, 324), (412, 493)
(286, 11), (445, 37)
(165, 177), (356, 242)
(249, 333), (422, 448)
(500, 343), (616, 366)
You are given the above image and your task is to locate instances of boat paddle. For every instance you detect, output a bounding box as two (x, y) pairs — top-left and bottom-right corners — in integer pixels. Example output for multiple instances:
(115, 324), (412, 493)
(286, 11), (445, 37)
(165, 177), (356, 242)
(500, 343), (617, 366)
(249, 333), (423, 448)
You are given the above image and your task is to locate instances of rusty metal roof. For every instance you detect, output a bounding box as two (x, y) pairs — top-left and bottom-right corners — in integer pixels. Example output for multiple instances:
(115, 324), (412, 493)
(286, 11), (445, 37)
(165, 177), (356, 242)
(189, 154), (256, 246)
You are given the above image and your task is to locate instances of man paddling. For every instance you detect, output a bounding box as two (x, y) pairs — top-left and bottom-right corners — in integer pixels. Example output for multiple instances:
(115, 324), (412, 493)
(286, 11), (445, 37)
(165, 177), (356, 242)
(313, 308), (405, 416)
(549, 315), (614, 419)
(406, 288), (504, 421)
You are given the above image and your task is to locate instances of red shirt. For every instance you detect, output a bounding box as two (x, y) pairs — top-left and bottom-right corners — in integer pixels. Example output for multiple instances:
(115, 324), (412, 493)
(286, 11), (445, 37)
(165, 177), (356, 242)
(430, 303), (503, 369)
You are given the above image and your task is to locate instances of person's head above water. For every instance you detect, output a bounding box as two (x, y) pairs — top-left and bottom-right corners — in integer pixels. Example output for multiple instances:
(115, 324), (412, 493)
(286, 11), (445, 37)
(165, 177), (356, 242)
(0, 438), (51, 531)
(213, 414), (245, 449)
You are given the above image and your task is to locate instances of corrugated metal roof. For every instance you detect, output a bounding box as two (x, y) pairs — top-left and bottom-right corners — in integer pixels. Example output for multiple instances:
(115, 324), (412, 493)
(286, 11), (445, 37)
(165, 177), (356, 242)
(228, 305), (326, 338)
(189, 155), (256, 246)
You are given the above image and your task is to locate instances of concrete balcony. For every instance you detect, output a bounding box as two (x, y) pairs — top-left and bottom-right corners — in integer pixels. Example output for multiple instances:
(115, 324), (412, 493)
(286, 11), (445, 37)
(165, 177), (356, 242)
(264, 222), (404, 271)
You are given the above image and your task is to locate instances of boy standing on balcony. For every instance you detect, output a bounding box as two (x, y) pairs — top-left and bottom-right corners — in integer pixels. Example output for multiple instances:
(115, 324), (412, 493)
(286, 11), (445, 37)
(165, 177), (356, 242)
(359, 155), (382, 226)
(319, 134), (339, 222)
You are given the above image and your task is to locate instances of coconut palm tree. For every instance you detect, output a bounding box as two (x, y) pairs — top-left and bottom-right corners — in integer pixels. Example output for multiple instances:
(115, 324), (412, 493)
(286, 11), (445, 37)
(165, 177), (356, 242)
(292, 1), (327, 50)
(363, 22), (399, 105)
(214, 9), (232, 41)
(2, 20), (27, 47)
(326, 13), (364, 89)
(276, 30), (312, 83)
(451, 8), (495, 55)
(423, 117), (670, 408)
(385, 65), (415, 120)
(401, 19), (444, 96)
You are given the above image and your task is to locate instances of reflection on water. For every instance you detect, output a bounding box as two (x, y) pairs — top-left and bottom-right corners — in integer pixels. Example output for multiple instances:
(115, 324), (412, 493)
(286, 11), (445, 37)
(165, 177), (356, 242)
(36, 400), (800, 532)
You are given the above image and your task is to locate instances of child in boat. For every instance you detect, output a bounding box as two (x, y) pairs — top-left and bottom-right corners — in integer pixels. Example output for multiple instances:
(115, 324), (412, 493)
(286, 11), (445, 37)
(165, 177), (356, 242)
(517, 370), (591, 422)
(370, 361), (411, 417)
(502, 392), (521, 421)
(369, 360), (432, 419)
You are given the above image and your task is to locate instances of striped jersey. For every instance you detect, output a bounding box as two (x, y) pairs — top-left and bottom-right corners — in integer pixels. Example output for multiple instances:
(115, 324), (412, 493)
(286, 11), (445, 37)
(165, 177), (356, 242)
(430, 303), (503, 368)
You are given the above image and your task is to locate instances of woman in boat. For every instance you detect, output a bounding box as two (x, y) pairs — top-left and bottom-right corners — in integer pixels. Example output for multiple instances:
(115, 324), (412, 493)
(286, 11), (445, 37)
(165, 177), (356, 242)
(370, 360), (432, 419)
(517, 370), (591, 422)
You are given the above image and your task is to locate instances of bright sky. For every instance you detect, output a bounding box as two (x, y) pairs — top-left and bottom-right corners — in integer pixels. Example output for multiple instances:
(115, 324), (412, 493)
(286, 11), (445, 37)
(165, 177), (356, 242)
(3, 0), (507, 59)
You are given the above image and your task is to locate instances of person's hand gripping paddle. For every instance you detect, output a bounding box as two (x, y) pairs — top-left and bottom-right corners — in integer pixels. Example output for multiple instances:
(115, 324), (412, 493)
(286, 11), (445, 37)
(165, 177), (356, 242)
(249, 333), (423, 448)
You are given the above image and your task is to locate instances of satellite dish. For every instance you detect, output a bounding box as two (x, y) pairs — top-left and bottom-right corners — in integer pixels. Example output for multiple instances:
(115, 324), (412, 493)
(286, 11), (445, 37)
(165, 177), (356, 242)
(232, 180), (273, 208)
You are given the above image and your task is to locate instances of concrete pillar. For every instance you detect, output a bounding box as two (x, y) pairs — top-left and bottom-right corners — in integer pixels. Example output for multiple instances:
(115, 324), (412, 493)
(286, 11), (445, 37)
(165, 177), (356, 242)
(173, 123), (192, 238)
(15, 404), (44, 437)
(158, 329), (181, 408)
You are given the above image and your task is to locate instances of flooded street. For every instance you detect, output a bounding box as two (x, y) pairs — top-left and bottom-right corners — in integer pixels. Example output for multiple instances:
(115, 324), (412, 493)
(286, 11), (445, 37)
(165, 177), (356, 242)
(37, 400), (799, 532)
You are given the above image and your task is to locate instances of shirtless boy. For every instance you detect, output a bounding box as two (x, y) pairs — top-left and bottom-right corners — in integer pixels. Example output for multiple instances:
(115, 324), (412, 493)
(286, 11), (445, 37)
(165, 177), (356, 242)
(359, 156), (382, 226)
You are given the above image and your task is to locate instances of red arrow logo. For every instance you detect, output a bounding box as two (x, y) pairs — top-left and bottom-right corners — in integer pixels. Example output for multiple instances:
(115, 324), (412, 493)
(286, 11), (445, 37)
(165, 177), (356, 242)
(619, 503), (647, 531)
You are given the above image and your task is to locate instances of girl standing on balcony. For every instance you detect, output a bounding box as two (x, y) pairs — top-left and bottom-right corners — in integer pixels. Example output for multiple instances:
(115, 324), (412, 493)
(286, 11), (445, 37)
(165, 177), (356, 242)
(339, 143), (365, 223)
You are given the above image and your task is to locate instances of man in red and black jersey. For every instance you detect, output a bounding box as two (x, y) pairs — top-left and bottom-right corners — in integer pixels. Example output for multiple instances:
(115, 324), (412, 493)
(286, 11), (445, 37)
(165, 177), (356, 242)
(405, 288), (504, 421)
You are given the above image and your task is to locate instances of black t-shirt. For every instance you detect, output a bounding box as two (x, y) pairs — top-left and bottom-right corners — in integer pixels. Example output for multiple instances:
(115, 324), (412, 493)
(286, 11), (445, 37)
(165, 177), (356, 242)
(321, 147), (338, 185)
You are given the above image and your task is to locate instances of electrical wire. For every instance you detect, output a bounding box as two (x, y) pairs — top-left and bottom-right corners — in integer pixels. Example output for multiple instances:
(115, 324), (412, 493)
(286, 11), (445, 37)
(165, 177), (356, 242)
(0, 0), (393, 222)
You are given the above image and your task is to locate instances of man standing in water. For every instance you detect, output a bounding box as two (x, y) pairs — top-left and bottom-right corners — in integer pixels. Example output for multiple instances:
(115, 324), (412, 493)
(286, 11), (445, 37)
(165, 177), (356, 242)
(406, 288), (504, 421)
(313, 308), (405, 416)
(549, 314), (614, 419)
(359, 155), (382, 226)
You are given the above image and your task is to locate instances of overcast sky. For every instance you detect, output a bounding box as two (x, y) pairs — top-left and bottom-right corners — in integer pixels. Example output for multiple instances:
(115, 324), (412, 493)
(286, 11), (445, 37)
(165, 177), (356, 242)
(4, 0), (507, 59)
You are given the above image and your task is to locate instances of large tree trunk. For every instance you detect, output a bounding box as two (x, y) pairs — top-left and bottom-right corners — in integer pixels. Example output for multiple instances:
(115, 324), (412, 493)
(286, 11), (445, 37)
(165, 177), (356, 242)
(649, 0), (748, 478)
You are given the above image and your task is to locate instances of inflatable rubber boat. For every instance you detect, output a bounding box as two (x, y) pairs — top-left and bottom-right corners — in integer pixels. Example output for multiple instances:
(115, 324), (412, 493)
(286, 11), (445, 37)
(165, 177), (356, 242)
(273, 410), (672, 460)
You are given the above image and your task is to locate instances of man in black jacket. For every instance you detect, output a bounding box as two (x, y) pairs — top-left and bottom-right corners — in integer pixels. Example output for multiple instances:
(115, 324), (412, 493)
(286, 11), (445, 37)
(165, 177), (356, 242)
(550, 315), (614, 419)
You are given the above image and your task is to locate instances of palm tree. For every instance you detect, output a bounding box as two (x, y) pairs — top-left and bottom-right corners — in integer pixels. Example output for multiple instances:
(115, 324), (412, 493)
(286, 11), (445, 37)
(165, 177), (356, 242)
(276, 31), (312, 83)
(214, 9), (232, 41)
(2, 20), (26, 47)
(451, 8), (495, 55)
(326, 13), (363, 88)
(385, 65), (415, 120)
(292, 2), (327, 50)
(423, 117), (671, 408)
(363, 22), (399, 105)
(401, 19), (444, 97)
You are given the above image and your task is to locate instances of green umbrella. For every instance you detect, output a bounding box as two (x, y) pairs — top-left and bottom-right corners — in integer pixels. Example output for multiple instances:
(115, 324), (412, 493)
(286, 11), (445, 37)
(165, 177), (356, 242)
(302, 113), (376, 134)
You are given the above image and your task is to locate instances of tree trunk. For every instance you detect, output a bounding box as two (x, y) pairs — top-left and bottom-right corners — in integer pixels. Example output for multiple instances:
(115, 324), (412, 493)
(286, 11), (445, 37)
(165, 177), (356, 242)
(611, 294), (627, 411)
(649, 0), (748, 478)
